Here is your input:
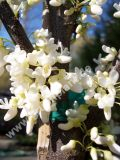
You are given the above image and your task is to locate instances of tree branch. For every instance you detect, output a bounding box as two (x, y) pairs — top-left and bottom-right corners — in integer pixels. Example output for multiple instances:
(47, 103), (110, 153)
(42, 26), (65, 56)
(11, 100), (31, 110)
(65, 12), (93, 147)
(0, 0), (34, 53)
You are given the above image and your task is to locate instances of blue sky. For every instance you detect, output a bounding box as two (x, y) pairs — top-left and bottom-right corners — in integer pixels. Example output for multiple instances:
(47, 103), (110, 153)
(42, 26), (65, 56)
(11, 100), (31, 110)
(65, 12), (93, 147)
(0, 0), (119, 41)
(0, 2), (43, 41)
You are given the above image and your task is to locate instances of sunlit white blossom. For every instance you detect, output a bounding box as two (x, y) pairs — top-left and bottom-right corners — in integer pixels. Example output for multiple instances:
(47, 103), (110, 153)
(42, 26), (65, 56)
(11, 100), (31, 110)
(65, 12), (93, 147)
(113, 3), (120, 18)
(61, 140), (76, 151)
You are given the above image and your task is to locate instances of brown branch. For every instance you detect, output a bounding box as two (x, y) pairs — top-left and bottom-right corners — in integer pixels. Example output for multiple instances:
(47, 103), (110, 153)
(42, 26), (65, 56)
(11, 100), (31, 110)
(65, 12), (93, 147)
(0, 0), (34, 53)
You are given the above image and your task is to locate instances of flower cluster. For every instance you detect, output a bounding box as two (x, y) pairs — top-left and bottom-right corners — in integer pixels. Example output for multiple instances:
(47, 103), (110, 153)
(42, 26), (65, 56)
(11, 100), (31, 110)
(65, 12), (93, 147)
(0, 28), (72, 134)
(84, 67), (119, 121)
(58, 104), (89, 130)
(94, 45), (118, 72)
(90, 127), (120, 160)
(0, 34), (119, 136)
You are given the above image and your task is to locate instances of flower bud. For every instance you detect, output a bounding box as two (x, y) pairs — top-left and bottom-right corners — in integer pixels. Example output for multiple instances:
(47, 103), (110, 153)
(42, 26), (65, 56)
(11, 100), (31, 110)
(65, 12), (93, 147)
(64, 7), (74, 16)
(76, 25), (82, 34)
(61, 140), (76, 151)
(90, 4), (103, 15)
(26, 116), (36, 135)
(4, 108), (17, 121)
(90, 147), (98, 160)
(90, 127), (98, 140)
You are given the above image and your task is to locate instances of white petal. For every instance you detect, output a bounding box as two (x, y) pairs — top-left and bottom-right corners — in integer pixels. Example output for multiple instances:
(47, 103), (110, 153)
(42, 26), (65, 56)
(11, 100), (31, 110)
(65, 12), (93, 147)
(91, 5), (103, 15)
(90, 127), (98, 140)
(70, 83), (83, 93)
(113, 3), (120, 10)
(57, 55), (72, 63)
(101, 54), (115, 63)
(94, 136), (108, 145)
(109, 69), (119, 85)
(98, 97), (105, 109)
(90, 147), (98, 160)
(20, 108), (27, 118)
(109, 143), (120, 155)
(39, 111), (50, 123)
(114, 11), (120, 18)
(50, 81), (62, 95)
(58, 121), (73, 130)
(4, 108), (17, 121)
(104, 107), (111, 121)
(42, 99), (51, 112)
(42, 65), (52, 78)
(26, 116), (36, 135)
(49, 0), (62, 6)
(27, 51), (38, 66)
(61, 140), (76, 151)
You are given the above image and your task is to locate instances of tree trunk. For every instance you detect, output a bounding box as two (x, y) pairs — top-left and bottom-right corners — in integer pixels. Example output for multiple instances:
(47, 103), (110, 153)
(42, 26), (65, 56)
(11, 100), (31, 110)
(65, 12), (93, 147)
(37, 1), (86, 160)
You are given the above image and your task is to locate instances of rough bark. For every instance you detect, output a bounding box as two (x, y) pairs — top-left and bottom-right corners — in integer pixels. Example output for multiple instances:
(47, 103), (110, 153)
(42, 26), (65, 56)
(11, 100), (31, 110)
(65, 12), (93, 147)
(0, 0), (34, 53)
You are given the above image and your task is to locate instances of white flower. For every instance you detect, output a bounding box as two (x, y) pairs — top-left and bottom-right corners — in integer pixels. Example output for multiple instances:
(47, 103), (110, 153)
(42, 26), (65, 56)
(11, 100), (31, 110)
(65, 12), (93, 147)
(61, 140), (76, 151)
(50, 81), (62, 96)
(42, 64), (52, 78)
(26, 116), (37, 135)
(84, 89), (95, 101)
(97, 69), (119, 90)
(58, 121), (76, 130)
(101, 45), (118, 63)
(91, 4), (103, 15)
(34, 28), (49, 39)
(76, 25), (82, 34)
(90, 147), (98, 160)
(0, 29), (73, 134)
(90, 127), (99, 140)
(57, 55), (72, 63)
(0, 98), (18, 121)
(64, 7), (74, 16)
(97, 94), (115, 121)
(106, 135), (120, 155)
(58, 105), (89, 130)
(36, 38), (58, 54)
(37, 52), (56, 66)
(42, 98), (52, 112)
(113, 3), (120, 18)
(90, 128), (120, 156)
(49, 0), (65, 7)
(27, 50), (40, 66)
(89, 0), (106, 15)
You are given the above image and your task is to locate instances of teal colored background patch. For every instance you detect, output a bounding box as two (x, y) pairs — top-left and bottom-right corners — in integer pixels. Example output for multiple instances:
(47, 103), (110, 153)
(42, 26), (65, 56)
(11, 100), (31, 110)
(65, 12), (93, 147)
(50, 90), (85, 122)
